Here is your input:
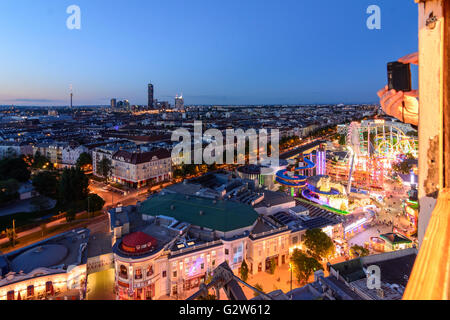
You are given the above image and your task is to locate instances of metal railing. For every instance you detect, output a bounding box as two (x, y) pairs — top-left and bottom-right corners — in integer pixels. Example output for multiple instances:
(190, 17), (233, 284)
(250, 226), (289, 239)
(170, 240), (222, 256)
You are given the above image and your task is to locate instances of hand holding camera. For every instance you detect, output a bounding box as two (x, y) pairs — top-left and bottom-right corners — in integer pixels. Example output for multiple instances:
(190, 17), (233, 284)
(377, 52), (419, 126)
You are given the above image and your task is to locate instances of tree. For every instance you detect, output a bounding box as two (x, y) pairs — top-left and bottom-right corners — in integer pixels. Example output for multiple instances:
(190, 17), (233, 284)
(0, 179), (20, 205)
(58, 167), (89, 206)
(32, 171), (58, 198)
(304, 229), (335, 260)
(76, 152), (92, 169)
(183, 164), (197, 176)
(253, 283), (264, 297)
(0, 157), (30, 182)
(204, 273), (213, 285)
(32, 151), (51, 169)
(290, 249), (323, 285)
(5, 227), (17, 246)
(267, 258), (277, 275)
(97, 158), (112, 179)
(240, 260), (249, 282)
(173, 168), (184, 179)
(86, 193), (105, 213)
(392, 160), (412, 175)
(350, 244), (370, 258)
(338, 134), (347, 146)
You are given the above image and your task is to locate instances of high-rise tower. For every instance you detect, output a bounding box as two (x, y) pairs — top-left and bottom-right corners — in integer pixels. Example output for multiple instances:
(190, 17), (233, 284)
(175, 94), (184, 111)
(148, 83), (154, 109)
(69, 84), (73, 109)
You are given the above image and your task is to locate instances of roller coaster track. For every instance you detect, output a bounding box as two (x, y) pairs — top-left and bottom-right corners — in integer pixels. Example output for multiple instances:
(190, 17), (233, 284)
(275, 157), (316, 188)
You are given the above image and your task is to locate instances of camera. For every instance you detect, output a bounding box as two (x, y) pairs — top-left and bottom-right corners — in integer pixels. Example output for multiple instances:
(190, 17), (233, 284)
(387, 61), (412, 92)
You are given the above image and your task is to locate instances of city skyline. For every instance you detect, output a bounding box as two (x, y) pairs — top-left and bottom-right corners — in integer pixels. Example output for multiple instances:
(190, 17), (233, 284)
(0, 0), (417, 106)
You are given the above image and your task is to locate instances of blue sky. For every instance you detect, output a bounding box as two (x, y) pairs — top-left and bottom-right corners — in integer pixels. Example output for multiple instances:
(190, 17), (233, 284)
(0, 0), (418, 106)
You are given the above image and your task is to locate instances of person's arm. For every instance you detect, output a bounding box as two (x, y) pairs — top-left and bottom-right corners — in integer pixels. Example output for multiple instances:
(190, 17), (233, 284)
(377, 53), (419, 126)
(377, 86), (419, 126)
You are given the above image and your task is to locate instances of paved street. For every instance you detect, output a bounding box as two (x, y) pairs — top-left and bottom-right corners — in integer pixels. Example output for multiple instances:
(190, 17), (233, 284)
(347, 225), (393, 247)
(86, 269), (116, 300)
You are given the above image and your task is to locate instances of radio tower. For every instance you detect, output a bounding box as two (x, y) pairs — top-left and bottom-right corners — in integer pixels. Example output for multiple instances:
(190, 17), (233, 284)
(69, 84), (73, 109)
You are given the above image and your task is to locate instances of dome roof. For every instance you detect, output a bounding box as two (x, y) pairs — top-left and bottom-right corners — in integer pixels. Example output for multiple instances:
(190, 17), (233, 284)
(11, 244), (68, 273)
(120, 232), (157, 254)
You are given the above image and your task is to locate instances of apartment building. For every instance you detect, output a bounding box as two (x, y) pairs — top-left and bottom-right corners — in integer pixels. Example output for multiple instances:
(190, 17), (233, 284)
(111, 149), (172, 188)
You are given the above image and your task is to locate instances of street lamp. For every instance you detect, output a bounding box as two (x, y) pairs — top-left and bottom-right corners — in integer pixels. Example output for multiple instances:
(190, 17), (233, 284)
(289, 262), (293, 296)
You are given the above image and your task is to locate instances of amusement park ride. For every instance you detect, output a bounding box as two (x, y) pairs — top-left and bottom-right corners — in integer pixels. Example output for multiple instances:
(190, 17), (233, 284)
(275, 120), (418, 216)
(330, 120), (418, 192)
(275, 145), (351, 214)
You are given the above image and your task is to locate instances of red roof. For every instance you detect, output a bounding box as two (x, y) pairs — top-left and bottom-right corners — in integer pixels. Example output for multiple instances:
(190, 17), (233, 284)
(121, 232), (157, 253)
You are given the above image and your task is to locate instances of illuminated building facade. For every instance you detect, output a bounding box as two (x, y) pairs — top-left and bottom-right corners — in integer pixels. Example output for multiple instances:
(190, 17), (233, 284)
(110, 193), (341, 300)
(0, 229), (90, 300)
(316, 145), (327, 176)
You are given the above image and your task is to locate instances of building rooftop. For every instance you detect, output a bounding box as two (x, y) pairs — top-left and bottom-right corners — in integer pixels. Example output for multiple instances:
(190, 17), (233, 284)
(113, 222), (176, 259)
(113, 148), (170, 164)
(0, 228), (90, 287)
(139, 193), (259, 232)
(331, 258), (367, 283)
(254, 190), (295, 209)
(362, 249), (417, 287)
(86, 232), (113, 258)
(380, 233), (413, 245)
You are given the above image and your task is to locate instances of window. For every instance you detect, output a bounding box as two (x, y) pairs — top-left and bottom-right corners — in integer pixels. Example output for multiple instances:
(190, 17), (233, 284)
(27, 285), (34, 297)
(201, 263), (204, 270)
(225, 249), (229, 255)
(7, 290), (14, 301)
(135, 268), (142, 280)
(292, 236), (298, 244)
(212, 260), (216, 266)
(162, 271), (167, 278)
(45, 281), (53, 293)
(119, 265), (128, 279)
(173, 271), (177, 278)
(147, 265), (153, 277)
